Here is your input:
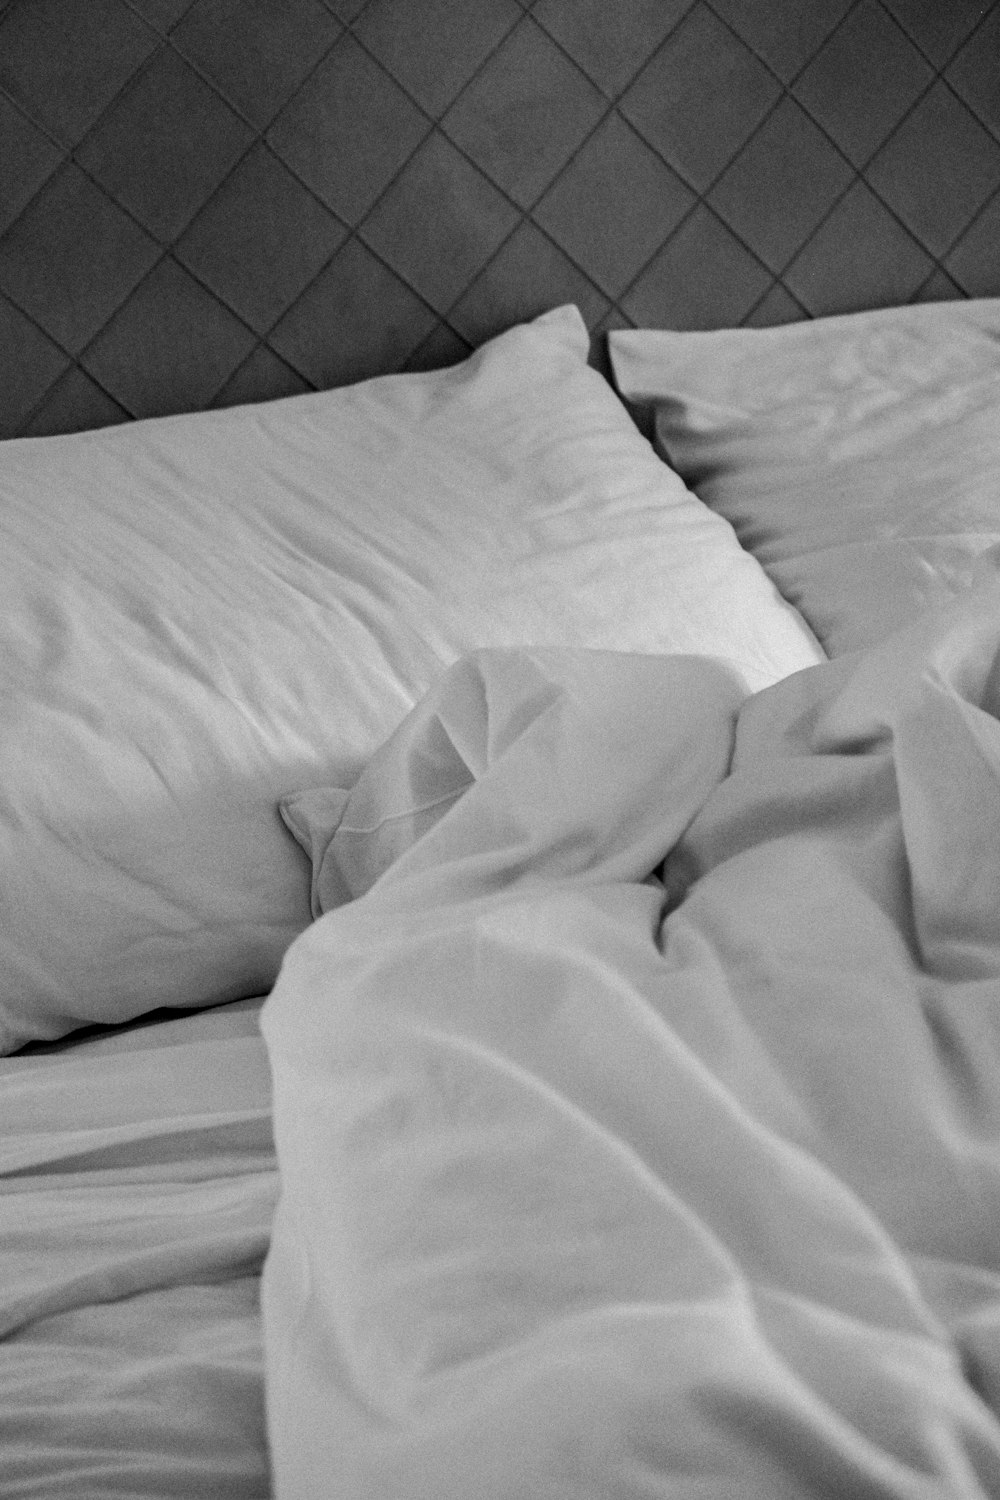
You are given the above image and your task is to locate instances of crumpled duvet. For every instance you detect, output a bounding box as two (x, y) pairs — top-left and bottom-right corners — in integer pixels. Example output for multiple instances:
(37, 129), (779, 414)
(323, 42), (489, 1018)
(0, 998), (275, 1499)
(262, 581), (1000, 1499)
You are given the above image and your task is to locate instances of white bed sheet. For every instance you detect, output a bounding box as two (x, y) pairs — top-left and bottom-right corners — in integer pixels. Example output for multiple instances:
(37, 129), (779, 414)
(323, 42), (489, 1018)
(263, 611), (1000, 1498)
(0, 997), (275, 1499)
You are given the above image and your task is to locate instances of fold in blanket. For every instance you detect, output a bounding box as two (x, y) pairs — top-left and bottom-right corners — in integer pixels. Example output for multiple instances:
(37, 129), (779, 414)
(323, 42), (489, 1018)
(263, 584), (1000, 1499)
(0, 1003), (276, 1498)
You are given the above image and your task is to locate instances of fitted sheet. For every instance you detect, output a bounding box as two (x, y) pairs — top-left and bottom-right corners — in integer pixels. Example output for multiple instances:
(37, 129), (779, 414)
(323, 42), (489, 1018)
(263, 596), (1000, 1498)
(0, 997), (275, 1499)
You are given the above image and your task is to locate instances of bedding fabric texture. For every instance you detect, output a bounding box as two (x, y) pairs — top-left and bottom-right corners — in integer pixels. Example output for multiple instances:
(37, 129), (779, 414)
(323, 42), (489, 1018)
(264, 585), (1000, 1498)
(609, 297), (1000, 657)
(0, 996), (274, 1499)
(0, 302), (823, 1053)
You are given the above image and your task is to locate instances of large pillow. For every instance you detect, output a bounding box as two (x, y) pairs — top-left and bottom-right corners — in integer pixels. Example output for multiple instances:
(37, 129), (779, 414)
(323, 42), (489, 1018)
(0, 304), (822, 1052)
(609, 299), (1000, 657)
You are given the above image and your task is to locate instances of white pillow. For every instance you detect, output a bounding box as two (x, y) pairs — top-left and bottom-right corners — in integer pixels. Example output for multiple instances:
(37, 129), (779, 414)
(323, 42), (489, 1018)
(0, 304), (823, 1051)
(609, 299), (1000, 657)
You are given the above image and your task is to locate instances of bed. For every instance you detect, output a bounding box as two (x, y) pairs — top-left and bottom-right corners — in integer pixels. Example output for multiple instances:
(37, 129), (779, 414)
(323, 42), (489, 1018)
(2, 3), (1000, 1496)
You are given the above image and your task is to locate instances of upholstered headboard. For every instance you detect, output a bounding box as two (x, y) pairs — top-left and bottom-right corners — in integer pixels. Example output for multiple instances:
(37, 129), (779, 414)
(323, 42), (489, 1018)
(1, 0), (998, 438)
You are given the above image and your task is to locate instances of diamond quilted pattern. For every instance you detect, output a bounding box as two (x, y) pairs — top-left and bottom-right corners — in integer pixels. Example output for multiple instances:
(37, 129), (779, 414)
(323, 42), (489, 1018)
(947, 8), (1000, 138)
(212, 344), (312, 410)
(946, 190), (1000, 295)
(0, 165), (160, 353)
(355, 0), (522, 117)
(620, 5), (781, 192)
(76, 47), (255, 242)
(784, 180), (934, 314)
(402, 321), (474, 375)
(269, 237), (438, 385)
(745, 282), (809, 327)
(531, 0), (690, 98)
(441, 19), (605, 209)
(0, 0), (157, 146)
(912, 267), (967, 303)
(792, 1), (935, 166)
(866, 82), (1000, 255)
(709, 98), (854, 271)
(534, 113), (694, 296)
(361, 132), (520, 312)
(81, 257), (257, 417)
(449, 220), (611, 345)
(916, 267), (963, 303)
(0, 0), (997, 437)
(706, 0), (854, 84)
(267, 34), (430, 226)
(176, 144), (346, 332)
(0, 93), (62, 235)
(172, 0), (341, 129)
(23, 367), (129, 438)
(622, 204), (773, 328)
(880, 0), (991, 64)
(0, 294), (70, 437)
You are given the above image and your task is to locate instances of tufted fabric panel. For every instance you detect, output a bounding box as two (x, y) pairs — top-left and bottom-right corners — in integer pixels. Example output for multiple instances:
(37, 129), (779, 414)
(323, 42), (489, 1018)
(0, 0), (998, 437)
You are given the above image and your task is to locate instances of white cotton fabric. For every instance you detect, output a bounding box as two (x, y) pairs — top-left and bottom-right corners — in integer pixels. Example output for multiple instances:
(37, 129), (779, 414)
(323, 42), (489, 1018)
(0, 998), (274, 1499)
(263, 595), (1000, 1498)
(609, 297), (1000, 657)
(0, 303), (823, 1051)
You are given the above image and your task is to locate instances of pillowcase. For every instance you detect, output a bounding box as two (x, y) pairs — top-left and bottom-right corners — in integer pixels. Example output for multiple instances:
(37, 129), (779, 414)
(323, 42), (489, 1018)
(609, 299), (1000, 657)
(0, 303), (823, 1052)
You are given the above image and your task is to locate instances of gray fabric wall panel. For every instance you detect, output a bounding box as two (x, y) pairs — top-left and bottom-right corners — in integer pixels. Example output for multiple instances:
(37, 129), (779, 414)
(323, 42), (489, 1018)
(0, 0), (998, 438)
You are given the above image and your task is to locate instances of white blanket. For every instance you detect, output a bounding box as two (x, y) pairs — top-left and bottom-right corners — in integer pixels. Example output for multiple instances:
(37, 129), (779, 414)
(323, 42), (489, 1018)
(262, 588), (1000, 1498)
(0, 1000), (275, 1499)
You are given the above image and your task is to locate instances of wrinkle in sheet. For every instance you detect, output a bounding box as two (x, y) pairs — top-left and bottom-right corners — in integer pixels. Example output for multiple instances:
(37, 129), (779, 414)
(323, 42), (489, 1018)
(262, 616), (1000, 1496)
(0, 1003), (275, 1496)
